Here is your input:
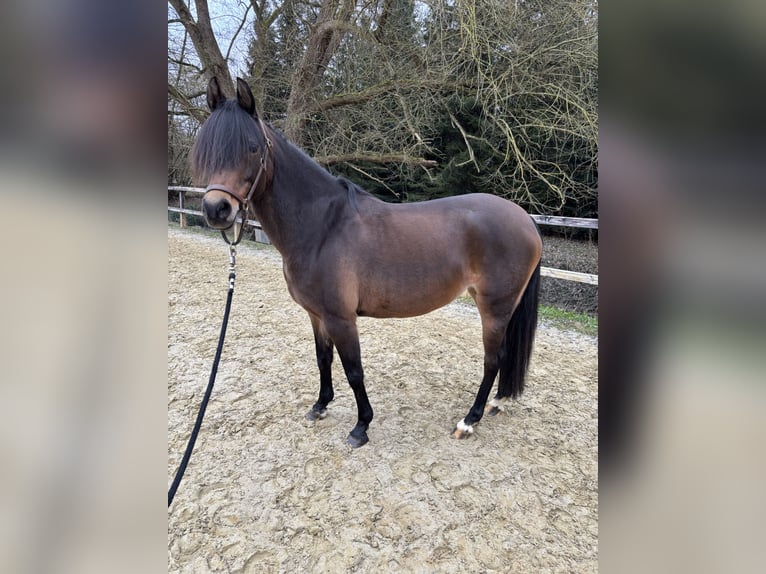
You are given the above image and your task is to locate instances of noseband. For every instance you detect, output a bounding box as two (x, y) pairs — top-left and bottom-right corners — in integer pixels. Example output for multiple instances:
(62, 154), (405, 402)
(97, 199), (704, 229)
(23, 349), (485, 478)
(205, 116), (273, 245)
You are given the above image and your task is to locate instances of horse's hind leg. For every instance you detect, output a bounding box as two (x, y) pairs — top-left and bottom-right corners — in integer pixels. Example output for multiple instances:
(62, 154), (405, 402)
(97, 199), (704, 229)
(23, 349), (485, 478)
(453, 295), (516, 439)
(305, 313), (335, 421)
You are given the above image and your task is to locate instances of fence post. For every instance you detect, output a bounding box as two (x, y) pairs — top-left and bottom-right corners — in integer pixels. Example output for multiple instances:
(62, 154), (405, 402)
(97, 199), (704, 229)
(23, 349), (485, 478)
(179, 190), (186, 228)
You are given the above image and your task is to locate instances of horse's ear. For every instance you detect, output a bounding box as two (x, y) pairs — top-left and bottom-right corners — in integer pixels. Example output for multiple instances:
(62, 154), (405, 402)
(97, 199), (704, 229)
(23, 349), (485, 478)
(206, 77), (225, 111)
(236, 77), (257, 117)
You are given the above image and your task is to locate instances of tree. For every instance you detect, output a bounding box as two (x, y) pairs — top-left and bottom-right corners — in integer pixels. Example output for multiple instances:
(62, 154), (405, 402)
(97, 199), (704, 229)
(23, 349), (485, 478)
(168, 0), (234, 96)
(167, 0), (598, 216)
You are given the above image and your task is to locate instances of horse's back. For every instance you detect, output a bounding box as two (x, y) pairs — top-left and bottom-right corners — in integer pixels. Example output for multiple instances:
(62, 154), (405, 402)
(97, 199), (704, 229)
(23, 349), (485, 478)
(382, 193), (541, 259)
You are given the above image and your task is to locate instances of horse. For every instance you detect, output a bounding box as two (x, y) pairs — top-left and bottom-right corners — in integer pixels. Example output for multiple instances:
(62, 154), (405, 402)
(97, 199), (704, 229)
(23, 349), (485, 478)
(191, 77), (543, 448)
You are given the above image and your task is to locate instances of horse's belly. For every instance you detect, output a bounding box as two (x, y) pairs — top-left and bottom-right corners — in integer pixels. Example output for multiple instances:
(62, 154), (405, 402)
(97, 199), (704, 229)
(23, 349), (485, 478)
(357, 271), (469, 318)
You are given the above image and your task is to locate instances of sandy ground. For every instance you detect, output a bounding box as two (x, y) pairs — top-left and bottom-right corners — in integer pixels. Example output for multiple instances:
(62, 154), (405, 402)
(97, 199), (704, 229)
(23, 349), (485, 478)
(168, 227), (598, 573)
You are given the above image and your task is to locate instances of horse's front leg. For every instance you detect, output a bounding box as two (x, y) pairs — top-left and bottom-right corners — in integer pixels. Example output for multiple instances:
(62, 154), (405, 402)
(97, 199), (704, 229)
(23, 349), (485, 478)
(323, 316), (373, 448)
(305, 313), (335, 421)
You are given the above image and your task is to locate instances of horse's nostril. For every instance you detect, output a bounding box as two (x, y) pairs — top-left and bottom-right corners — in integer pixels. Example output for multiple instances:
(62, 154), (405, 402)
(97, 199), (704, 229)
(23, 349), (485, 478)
(215, 201), (231, 219)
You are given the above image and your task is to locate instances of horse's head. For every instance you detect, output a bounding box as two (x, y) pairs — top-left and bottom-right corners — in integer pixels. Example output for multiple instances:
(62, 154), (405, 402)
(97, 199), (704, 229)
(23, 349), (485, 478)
(191, 77), (271, 230)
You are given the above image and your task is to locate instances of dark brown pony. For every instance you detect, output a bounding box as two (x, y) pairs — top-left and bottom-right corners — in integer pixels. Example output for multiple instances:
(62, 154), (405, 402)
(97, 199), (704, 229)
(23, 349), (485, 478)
(192, 77), (543, 447)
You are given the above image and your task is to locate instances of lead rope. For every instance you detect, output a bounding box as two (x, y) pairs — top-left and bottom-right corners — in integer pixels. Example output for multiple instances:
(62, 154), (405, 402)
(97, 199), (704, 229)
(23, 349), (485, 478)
(171, 122), (269, 507)
(168, 243), (238, 508)
(220, 211), (248, 246)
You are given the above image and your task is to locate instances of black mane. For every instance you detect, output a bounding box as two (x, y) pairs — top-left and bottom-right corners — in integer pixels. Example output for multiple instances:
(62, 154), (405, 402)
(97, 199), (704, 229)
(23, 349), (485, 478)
(190, 99), (266, 183)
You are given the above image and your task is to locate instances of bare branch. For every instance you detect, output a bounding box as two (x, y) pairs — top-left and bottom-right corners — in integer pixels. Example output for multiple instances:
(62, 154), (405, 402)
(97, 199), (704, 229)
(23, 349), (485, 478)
(168, 0), (233, 94)
(345, 163), (400, 198)
(167, 0), (195, 29)
(168, 83), (208, 124)
(314, 153), (438, 168)
(168, 57), (201, 73)
(310, 79), (468, 114)
(449, 112), (480, 173)
(225, 4), (253, 65)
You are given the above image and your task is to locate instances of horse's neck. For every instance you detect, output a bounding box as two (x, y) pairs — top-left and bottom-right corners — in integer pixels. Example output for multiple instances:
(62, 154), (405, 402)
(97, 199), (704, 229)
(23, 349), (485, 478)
(251, 143), (340, 256)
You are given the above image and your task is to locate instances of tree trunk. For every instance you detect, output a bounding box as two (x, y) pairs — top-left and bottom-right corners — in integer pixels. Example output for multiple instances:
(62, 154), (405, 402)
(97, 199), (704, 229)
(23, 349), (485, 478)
(168, 0), (233, 96)
(285, 0), (355, 146)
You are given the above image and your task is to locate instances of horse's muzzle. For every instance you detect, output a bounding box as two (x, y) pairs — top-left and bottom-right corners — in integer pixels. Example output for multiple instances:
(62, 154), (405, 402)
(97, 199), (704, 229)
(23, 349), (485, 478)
(201, 195), (237, 229)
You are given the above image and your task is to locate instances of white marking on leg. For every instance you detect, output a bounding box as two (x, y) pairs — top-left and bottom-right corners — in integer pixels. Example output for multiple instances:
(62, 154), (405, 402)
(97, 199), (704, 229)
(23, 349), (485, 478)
(489, 397), (508, 411)
(456, 419), (474, 434)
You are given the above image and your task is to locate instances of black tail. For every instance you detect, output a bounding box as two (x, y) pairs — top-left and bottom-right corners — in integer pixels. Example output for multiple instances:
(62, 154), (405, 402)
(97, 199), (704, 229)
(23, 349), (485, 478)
(497, 260), (541, 399)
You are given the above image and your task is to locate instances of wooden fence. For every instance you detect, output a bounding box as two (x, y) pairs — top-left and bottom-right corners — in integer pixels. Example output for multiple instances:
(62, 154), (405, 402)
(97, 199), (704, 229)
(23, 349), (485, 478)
(169, 186), (598, 285)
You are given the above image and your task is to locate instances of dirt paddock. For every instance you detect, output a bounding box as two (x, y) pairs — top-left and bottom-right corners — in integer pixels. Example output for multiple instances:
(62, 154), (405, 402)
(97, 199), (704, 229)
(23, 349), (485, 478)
(168, 227), (598, 573)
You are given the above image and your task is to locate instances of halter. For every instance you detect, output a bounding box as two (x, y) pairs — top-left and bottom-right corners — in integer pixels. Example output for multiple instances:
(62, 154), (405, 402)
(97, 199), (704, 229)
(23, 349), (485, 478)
(204, 116), (273, 246)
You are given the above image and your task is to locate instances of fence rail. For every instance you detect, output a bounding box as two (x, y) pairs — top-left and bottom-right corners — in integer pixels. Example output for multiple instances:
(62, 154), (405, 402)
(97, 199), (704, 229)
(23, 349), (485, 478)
(169, 186), (598, 285)
(530, 214), (598, 229)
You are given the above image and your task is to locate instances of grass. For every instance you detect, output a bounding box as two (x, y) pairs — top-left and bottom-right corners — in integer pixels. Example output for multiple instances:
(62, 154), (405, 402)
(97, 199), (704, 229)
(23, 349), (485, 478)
(539, 305), (598, 337)
(456, 294), (598, 338)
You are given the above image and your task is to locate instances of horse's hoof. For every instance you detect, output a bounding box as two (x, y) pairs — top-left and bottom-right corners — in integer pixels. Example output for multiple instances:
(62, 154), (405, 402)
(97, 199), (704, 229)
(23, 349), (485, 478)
(485, 398), (507, 416)
(305, 408), (327, 422)
(485, 405), (501, 416)
(451, 420), (474, 439)
(451, 428), (471, 439)
(346, 432), (369, 448)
